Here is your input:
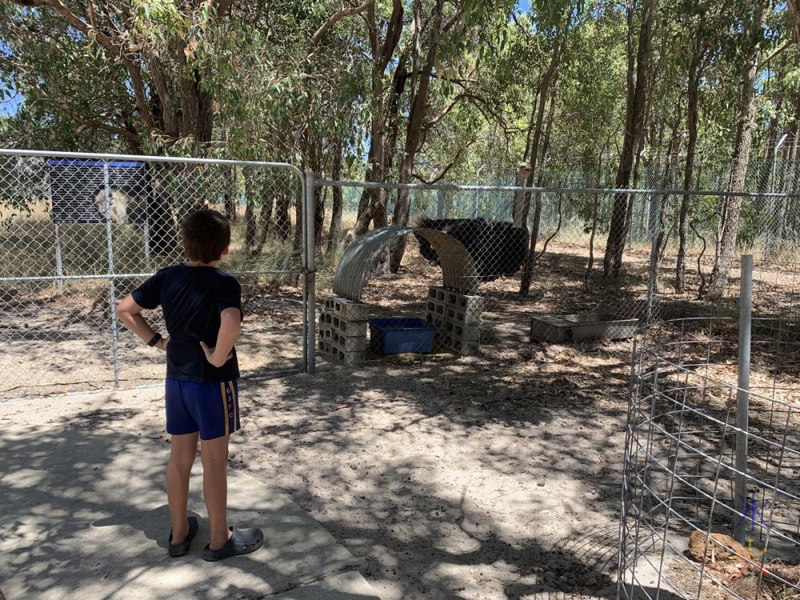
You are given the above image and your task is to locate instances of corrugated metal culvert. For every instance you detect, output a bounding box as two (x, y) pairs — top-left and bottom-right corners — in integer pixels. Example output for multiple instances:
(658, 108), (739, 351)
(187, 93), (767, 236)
(332, 227), (478, 301)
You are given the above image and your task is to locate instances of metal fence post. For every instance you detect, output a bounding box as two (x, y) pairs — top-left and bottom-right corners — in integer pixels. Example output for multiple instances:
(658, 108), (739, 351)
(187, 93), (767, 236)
(104, 162), (120, 387)
(304, 170), (316, 374)
(54, 222), (64, 292)
(733, 254), (753, 543)
(645, 214), (660, 324)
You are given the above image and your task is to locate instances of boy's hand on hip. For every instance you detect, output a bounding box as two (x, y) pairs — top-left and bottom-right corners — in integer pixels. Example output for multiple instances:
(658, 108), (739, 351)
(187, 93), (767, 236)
(199, 341), (233, 367)
(156, 335), (170, 352)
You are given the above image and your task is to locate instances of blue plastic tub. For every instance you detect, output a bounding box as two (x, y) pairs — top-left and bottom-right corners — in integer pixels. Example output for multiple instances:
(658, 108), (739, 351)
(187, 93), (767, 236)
(369, 317), (436, 354)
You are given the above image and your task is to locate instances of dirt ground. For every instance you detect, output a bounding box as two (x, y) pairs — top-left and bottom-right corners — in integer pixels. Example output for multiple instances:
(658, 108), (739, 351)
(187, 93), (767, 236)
(0, 335), (632, 600)
(4, 238), (800, 598)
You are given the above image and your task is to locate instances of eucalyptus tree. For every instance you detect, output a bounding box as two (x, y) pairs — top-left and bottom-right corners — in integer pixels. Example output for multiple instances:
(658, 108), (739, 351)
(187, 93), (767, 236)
(387, 0), (520, 272)
(516, 0), (589, 295)
(708, 0), (769, 293)
(206, 1), (371, 252)
(674, 0), (725, 292)
(0, 2), (140, 151)
(603, 0), (657, 278)
(2, 0), (241, 154)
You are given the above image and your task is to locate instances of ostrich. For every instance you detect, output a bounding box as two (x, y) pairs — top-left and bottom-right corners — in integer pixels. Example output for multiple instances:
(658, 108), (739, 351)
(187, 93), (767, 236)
(512, 162), (533, 228)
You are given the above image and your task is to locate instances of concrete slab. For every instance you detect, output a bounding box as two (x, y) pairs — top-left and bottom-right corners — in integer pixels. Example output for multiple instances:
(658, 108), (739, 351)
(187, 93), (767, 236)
(268, 572), (379, 599)
(0, 420), (379, 599)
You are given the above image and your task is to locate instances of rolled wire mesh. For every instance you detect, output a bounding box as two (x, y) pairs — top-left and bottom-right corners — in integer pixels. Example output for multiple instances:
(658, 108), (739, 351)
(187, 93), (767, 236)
(619, 317), (800, 600)
(0, 151), (305, 398)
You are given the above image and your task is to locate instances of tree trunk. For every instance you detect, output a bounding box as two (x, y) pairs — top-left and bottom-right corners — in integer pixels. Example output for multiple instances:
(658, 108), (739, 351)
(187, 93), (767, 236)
(177, 44), (214, 146)
(224, 165), (237, 222)
(328, 151), (344, 253)
(314, 186), (325, 247)
(778, 101), (800, 240)
(709, 0), (766, 293)
(244, 168), (257, 255)
(347, 1), (403, 242)
(584, 144), (610, 282)
(515, 38), (563, 231)
(520, 80), (559, 295)
(603, 0), (656, 277)
(293, 195), (303, 251)
(389, 0), (445, 273)
(652, 113), (681, 295)
(275, 193), (291, 241)
(253, 177), (275, 255)
(676, 37), (703, 293)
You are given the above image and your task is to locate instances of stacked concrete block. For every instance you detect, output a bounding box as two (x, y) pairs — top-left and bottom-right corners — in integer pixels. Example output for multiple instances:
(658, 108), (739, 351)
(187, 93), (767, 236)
(425, 286), (484, 355)
(318, 297), (368, 366)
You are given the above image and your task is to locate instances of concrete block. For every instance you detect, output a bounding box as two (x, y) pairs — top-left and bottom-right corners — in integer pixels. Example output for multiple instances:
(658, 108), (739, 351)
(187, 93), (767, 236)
(530, 313), (639, 343)
(446, 306), (481, 326)
(450, 323), (480, 342)
(425, 299), (445, 315)
(429, 286), (447, 302)
(332, 348), (364, 366)
(445, 290), (460, 306)
(451, 338), (480, 355)
(454, 294), (484, 312)
(332, 332), (368, 352)
(325, 297), (368, 322)
(434, 331), (452, 349)
(332, 317), (368, 337)
(425, 313), (444, 329)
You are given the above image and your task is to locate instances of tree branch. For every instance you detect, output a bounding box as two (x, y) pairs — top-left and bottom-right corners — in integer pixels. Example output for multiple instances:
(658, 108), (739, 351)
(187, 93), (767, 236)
(413, 139), (475, 185)
(8, 0), (159, 135)
(423, 93), (466, 130)
(312, 0), (374, 45)
(379, 0), (404, 72)
(511, 13), (532, 40)
(757, 39), (794, 70)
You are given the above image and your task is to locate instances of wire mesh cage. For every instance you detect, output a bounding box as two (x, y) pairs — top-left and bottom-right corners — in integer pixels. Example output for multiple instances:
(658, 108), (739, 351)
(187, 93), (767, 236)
(619, 316), (800, 600)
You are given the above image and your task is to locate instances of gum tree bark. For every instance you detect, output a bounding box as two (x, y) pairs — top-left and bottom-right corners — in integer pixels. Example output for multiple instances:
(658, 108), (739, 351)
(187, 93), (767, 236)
(708, 0), (766, 293)
(603, 0), (656, 278)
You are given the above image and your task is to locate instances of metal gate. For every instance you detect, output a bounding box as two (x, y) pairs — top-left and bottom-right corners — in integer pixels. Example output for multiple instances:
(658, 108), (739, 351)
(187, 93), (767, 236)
(0, 149), (315, 399)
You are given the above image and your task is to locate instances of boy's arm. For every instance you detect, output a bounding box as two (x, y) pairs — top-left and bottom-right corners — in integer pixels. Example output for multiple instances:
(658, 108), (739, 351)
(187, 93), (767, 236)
(116, 294), (169, 351)
(199, 307), (241, 367)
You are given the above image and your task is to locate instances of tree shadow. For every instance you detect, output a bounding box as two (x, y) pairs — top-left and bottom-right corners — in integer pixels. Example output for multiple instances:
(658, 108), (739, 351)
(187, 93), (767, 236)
(0, 405), (364, 599)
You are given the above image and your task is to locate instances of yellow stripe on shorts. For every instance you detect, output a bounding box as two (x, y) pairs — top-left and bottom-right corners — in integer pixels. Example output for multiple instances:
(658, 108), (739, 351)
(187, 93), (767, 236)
(220, 382), (230, 436)
(232, 382), (239, 431)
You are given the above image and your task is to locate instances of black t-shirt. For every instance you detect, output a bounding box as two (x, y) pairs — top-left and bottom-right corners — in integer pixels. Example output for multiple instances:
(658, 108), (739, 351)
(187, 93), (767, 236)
(131, 264), (242, 382)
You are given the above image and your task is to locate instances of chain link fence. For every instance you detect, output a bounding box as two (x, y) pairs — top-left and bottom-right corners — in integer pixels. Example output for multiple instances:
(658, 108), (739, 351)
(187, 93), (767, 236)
(318, 175), (800, 360)
(0, 150), (310, 399)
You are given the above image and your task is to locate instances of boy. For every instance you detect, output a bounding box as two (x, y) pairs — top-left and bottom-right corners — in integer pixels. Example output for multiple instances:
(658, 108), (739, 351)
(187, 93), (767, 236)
(116, 208), (263, 561)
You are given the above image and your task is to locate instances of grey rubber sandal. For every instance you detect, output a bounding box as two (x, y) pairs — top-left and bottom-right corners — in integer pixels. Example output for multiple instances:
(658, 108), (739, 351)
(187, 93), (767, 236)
(168, 516), (199, 558)
(202, 526), (264, 561)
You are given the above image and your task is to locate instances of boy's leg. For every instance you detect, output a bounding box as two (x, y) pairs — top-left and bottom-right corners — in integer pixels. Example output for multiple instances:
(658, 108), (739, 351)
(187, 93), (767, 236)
(167, 432), (200, 544)
(201, 434), (231, 550)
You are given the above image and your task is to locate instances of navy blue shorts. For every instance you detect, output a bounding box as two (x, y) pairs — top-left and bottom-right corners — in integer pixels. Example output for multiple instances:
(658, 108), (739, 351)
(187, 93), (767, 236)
(165, 378), (240, 440)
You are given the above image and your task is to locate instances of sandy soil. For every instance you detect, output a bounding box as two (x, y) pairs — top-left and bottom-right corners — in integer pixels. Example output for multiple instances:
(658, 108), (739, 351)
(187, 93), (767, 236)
(4, 239), (800, 598)
(0, 332), (633, 600)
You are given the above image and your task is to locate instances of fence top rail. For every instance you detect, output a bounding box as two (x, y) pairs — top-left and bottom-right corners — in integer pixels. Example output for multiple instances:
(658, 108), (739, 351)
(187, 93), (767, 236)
(315, 178), (800, 198)
(0, 148), (304, 180)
